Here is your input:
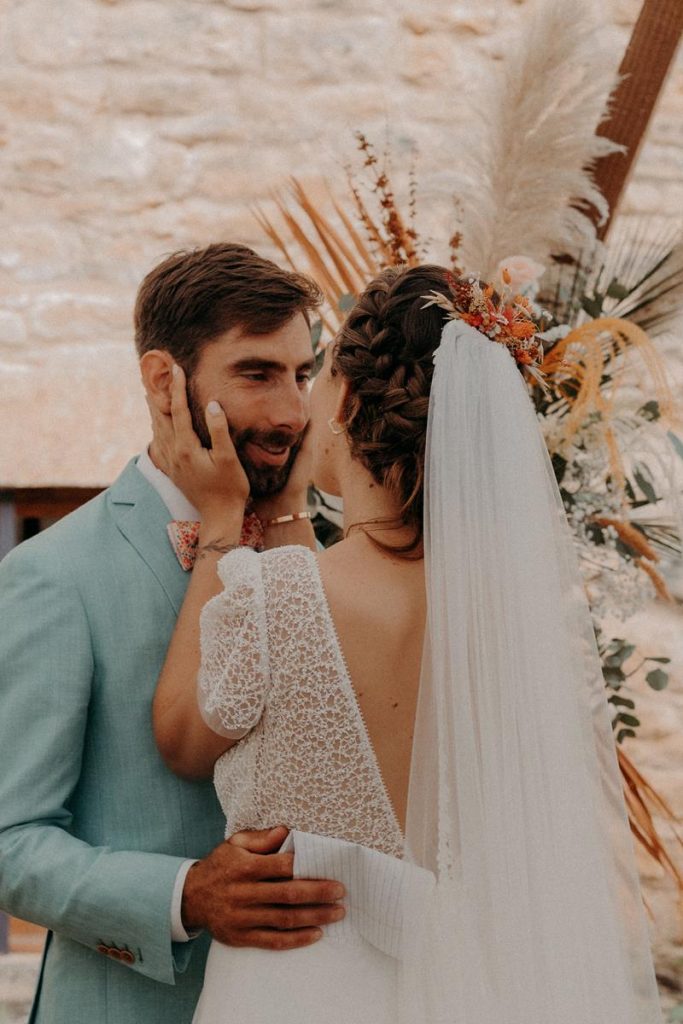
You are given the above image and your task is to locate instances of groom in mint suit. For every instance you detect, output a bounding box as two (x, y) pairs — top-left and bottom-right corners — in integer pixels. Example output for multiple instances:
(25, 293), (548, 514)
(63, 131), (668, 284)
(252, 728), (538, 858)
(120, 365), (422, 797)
(0, 244), (343, 1023)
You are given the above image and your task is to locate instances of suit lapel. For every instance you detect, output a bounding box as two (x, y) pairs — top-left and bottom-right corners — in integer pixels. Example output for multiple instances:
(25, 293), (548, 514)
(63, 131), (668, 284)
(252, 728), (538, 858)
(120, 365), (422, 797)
(107, 458), (189, 615)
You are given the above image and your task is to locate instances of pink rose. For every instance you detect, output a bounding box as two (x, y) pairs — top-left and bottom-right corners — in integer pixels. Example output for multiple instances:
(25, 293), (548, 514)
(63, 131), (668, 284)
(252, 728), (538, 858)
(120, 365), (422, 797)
(497, 255), (546, 294)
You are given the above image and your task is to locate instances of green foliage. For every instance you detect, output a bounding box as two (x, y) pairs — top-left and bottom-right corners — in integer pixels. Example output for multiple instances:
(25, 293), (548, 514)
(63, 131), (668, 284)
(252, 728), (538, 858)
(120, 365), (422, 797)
(598, 635), (670, 742)
(310, 319), (323, 350)
(632, 464), (658, 504)
(668, 431), (683, 461)
(638, 400), (660, 422)
(646, 667), (669, 691)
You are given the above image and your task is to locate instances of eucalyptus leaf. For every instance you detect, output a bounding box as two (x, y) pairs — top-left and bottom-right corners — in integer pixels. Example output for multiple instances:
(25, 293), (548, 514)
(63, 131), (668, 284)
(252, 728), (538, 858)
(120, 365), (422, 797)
(646, 668), (669, 691)
(608, 694), (636, 709)
(616, 728), (636, 744)
(602, 666), (626, 687)
(582, 295), (603, 319)
(633, 466), (657, 505)
(616, 713), (640, 728)
(604, 644), (635, 667)
(646, 656), (670, 664)
(338, 293), (357, 312)
(606, 279), (630, 301)
(668, 431), (683, 461)
(310, 320), (323, 348)
(638, 400), (660, 422)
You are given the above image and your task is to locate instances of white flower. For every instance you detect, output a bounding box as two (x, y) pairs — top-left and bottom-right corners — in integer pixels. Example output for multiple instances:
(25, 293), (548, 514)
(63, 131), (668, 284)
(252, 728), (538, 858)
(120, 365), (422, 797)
(496, 254), (546, 295)
(538, 324), (571, 344)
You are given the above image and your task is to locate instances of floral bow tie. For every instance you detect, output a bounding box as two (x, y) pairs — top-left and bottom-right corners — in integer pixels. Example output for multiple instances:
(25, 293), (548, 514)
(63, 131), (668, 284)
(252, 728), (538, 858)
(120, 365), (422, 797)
(167, 509), (265, 571)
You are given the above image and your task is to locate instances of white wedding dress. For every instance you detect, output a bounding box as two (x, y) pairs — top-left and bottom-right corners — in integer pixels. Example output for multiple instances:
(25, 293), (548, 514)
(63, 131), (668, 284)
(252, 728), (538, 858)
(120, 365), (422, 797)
(193, 321), (663, 1024)
(193, 544), (431, 1024)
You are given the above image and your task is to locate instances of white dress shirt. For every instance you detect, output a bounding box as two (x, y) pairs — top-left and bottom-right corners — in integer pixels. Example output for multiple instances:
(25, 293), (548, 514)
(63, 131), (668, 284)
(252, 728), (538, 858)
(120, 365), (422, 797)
(136, 446), (200, 944)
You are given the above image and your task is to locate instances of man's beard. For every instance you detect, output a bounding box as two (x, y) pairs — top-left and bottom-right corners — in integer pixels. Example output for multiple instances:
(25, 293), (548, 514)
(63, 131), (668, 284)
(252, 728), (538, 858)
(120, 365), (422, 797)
(187, 380), (303, 500)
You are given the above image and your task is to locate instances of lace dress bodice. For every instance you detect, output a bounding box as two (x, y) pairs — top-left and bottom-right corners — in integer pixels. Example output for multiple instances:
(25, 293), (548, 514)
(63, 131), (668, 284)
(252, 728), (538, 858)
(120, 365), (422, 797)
(199, 545), (404, 858)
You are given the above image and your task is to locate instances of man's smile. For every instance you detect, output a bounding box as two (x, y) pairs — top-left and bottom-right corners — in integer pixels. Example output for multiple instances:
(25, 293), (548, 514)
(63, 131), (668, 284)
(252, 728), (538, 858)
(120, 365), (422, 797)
(244, 440), (292, 467)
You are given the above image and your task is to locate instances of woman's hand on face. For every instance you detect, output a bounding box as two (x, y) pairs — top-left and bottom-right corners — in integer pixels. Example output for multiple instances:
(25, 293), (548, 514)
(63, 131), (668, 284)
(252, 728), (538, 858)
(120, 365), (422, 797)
(148, 364), (250, 523)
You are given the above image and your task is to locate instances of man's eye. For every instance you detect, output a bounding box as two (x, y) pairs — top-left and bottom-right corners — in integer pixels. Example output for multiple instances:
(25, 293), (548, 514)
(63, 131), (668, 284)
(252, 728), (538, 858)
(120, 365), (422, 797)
(243, 372), (267, 381)
(297, 373), (312, 384)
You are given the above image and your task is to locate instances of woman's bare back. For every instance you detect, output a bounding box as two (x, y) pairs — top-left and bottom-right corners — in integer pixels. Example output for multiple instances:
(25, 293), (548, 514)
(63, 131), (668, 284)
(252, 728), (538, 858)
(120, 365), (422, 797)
(317, 537), (426, 832)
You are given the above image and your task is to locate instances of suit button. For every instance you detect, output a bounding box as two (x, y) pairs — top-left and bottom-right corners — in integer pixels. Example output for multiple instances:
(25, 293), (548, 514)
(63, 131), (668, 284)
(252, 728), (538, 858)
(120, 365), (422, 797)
(96, 944), (109, 956)
(119, 950), (135, 966)
(107, 948), (123, 961)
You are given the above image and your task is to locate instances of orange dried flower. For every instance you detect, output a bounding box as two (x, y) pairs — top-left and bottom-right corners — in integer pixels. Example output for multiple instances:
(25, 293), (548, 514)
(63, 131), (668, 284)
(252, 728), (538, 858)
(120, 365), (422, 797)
(509, 319), (537, 340)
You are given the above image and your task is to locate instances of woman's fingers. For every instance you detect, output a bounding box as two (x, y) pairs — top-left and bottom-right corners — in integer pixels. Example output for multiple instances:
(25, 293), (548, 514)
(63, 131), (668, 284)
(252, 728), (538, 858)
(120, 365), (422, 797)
(205, 400), (237, 462)
(170, 363), (200, 451)
(145, 393), (175, 469)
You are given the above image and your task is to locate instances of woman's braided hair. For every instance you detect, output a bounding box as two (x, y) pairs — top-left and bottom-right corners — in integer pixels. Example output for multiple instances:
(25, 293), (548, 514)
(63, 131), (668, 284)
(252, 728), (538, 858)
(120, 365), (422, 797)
(332, 264), (453, 557)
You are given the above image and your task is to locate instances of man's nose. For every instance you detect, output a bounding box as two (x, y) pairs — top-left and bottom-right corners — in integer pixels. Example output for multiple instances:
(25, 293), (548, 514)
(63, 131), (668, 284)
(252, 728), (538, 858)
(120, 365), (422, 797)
(268, 379), (309, 434)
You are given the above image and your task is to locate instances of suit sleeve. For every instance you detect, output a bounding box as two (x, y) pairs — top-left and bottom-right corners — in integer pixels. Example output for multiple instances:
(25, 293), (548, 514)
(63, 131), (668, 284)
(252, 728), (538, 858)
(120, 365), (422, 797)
(0, 542), (194, 985)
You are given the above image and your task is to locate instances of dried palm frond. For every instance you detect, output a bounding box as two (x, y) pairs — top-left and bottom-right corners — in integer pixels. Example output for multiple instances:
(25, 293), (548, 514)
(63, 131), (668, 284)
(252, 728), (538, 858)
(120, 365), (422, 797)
(618, 746), (683, 895)
(252, 136), (433, 342)
(253, 184), (374, 339)
(593, 222), (683, 336)
(541, 221), (683, 332)
(455, 0), (622, 278)
(540, 317), (681, 493)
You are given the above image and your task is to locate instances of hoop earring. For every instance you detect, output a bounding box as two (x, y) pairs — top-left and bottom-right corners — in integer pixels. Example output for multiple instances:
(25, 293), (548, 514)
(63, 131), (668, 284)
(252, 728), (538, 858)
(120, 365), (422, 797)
(327, 417), (346, 436)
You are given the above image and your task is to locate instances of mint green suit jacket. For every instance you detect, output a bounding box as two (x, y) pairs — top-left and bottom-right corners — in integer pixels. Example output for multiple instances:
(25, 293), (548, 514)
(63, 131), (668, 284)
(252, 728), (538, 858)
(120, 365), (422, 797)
(0, 459), (226, 1024)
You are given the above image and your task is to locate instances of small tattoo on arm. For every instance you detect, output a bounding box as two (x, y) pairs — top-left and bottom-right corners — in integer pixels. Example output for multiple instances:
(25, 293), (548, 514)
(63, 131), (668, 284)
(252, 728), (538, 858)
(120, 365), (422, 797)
(195, 541), (240, 562)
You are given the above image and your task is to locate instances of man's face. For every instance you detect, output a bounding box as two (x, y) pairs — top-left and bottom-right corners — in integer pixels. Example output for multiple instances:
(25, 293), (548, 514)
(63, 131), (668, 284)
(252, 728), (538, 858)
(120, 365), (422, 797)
(186, 314), (314, 499)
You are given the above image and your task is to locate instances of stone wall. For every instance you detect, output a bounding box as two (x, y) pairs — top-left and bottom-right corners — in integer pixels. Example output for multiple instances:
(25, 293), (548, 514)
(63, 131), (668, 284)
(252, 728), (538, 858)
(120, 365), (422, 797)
(2, 0), (683, 486)
(1, 0), (681, 364)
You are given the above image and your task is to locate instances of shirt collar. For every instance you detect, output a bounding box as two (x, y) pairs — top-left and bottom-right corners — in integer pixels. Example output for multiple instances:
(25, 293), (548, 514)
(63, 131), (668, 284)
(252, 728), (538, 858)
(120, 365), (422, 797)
(136, 446), (200, 523)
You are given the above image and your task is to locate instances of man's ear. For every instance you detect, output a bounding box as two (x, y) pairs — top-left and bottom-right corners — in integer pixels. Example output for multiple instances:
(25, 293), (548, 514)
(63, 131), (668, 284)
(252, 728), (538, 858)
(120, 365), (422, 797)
(140, 350), (174, 415)
(334, 379), (352, 428)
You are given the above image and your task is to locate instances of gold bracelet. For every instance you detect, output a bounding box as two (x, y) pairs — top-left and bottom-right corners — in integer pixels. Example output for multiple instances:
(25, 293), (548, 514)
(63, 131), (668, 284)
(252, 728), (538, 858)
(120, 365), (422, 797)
(264, 511), (313, 527)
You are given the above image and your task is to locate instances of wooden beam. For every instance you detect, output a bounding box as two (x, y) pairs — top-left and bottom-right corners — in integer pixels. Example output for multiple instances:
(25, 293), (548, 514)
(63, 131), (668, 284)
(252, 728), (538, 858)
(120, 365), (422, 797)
(9, 487), (102, 522)
(0, 495), (16, 560)
(593, 0), (683, 239)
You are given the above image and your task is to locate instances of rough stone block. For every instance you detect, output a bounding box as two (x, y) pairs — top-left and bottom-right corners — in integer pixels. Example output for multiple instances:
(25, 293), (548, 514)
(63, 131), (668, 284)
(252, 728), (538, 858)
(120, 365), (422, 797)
(100, 72), (217, 117)
(262, 14), (392, 85)
(0, 311), (28, 348)
(97, 2), (263, 73)
(7, 0), (99, 67)
(0, 225), (86, 283)
(28, 291), (130, 344)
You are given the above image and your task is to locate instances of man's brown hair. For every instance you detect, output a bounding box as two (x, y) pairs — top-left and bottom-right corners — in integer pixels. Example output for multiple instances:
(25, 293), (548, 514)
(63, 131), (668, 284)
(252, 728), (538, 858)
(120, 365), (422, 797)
(134, 243), (322, 372)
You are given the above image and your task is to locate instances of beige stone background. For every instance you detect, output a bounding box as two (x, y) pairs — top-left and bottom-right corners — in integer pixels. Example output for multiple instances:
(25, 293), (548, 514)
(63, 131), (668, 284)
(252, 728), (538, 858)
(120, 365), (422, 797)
(0, 0), (682, 1017)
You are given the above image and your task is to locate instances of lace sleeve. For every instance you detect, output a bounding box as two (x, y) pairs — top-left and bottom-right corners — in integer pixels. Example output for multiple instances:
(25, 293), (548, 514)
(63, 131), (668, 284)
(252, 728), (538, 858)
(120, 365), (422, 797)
(198, 547), (270, 739)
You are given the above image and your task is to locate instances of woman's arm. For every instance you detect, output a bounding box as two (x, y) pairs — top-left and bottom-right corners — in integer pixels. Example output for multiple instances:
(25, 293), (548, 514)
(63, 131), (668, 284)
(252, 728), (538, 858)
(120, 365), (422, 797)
(151, 368), (251, 778)
(153, 521), (245, 778)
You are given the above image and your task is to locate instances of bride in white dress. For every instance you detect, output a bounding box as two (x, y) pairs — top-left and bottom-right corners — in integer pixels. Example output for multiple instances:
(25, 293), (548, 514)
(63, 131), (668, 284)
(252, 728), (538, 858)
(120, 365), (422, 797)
(152, 265), (663, 1023)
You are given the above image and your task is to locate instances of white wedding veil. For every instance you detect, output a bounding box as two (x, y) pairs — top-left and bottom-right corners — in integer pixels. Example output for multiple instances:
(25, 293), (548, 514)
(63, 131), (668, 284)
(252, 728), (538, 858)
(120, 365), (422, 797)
(399, 319), (663, 1023)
